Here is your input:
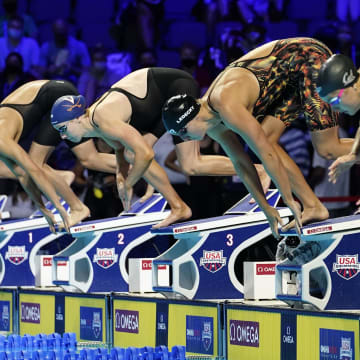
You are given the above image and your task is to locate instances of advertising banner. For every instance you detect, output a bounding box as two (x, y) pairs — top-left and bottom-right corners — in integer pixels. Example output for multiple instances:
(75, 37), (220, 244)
(112, 298), (157, 348)
(226, 307), (281, 360)
(19, 291), (55, 335)
(0, 290), (14, 334)
(168, 302), (219, 358)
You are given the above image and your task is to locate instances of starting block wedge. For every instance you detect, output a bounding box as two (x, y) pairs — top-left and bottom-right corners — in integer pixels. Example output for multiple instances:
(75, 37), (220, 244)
(151, 190), (292, 299)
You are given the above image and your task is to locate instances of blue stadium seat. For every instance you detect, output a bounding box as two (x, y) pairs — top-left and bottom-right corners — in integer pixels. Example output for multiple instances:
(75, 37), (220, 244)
(74, 0), (115, 26)
(287, 0), (327, 20)
(165, 21), (207, 49)
(164, 0), (198, 19)
(30, 0), (71, 23)
(265, 21), (299, 40)
(79, 22), (115, 49)
(157, 50), (181, 68)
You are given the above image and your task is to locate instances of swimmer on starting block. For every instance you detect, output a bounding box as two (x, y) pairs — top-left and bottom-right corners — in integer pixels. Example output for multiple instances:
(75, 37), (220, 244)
(0, 80), (121, 231)
(162, 37), (355, 231)
(50, 68), (277, 231)
(317, 54), (360, 214)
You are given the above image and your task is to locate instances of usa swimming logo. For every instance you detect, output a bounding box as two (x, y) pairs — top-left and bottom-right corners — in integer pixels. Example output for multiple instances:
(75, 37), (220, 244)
(93, 248), (118, 269)
(5, 246), (28, 265)
(200, 250), (227, 273)
(332, 254), (360, 280)
(202, 321), (212, 351)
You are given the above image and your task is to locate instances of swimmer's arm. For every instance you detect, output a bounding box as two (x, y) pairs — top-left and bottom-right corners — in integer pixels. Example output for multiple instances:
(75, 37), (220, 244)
(175, 138), (237, 176)
(214, 85), (295, 207)
(207, 123), (269, 209)
(350, 127), (360, 160)
(0, 139), (69, 230)
(95, 117), (154, 187)
(72, 140), (117, 174)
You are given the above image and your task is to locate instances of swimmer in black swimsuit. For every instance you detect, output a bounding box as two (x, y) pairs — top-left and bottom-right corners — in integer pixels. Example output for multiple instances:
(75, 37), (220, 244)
(50, 68), (244, 229)
(0, 79), (118, 229)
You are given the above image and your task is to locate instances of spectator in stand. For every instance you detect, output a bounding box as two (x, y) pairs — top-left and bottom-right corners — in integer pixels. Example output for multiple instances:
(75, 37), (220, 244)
(0, 16), (40, 77)
(336, 0), (360, 24)
(78, 44), (130, 106)
(39, 18), (91, 84)
(0, 52), (36, 99)
(0, 0), (38, 38)
(137, 48), (158, 69)
(179, 43), (212, 95)
(136, 0), (165, 51)
(2, 180), (36, 219)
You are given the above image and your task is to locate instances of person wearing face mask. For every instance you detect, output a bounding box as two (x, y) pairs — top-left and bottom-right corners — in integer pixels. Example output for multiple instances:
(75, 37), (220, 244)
(0, 0), (38, 38)
(39, 18), (91, 84)
(0, 51), (35, 99)
(0, 16), (40, 77)
(78, 45), (128, 105)
(179, 43), (212, 95)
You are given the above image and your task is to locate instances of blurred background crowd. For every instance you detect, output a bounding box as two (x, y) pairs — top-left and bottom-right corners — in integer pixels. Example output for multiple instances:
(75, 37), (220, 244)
(0, 0), (359, 221)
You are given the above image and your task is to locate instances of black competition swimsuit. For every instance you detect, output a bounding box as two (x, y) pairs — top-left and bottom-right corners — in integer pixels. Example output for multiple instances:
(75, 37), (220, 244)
(0, 80), (83, 148)
(91, 68), (199, 144)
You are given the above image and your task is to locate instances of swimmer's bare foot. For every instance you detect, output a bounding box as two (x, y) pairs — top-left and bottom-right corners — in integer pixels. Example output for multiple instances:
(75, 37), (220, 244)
(68, 205), (91, 228)
(282, 203), (329, 232)
(152, 202), (192, 229)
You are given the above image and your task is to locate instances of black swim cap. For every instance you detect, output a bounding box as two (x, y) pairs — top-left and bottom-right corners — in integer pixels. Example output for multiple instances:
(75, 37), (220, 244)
(317, 54), (359, 97)
(162, 94), (201, 135)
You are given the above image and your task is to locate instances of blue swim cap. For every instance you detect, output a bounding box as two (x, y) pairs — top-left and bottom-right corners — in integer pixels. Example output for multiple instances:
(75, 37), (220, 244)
(51, 95), (86, 126)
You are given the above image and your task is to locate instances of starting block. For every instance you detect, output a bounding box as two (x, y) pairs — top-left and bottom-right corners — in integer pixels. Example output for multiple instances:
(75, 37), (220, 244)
(0, 198), (72, 287)
(151, 189), (292, 299)
(52, 194), (172, 293)
(276, 214), (360, 310)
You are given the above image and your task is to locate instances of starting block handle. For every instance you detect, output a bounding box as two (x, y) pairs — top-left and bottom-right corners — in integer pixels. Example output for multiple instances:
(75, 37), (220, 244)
(276, 265), (302, 272)
(277, 294), (302, 301)
(152, 260), (172, 266)
(152, 286), (173, 292)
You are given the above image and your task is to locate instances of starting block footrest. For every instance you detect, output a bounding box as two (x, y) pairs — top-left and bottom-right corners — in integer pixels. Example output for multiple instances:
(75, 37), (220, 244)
(277, 294), (302, 301)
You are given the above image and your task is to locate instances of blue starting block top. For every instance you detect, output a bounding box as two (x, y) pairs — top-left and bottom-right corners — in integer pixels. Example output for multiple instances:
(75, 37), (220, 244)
(280, 214), (360, 237)
(70, 194), (169, 235)
(152, 189), (291, 235)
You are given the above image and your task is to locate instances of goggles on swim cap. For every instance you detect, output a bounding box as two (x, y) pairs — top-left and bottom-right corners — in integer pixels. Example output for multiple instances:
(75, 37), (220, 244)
(316, 54), (359, 97)
(162, 94), (201, 136)
(51, 95), (86, 126)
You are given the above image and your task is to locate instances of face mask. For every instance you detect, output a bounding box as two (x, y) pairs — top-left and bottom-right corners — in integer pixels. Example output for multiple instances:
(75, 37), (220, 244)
(181, 58), (197, 68)
(3, 3), (17, 13)
(54, 34), (67, 46)
(93, 61), (107, 71)
(5, 63), (22, 74)
(8, 28), (22, 39)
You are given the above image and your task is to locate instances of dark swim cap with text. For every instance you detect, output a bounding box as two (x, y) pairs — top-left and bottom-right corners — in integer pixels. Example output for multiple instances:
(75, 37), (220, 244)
(317, 54), (359, 97)
(162, 94), (201, 135)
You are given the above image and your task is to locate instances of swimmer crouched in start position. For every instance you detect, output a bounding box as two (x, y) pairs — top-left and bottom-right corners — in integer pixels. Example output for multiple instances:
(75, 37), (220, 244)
(163, 37), (356, 230)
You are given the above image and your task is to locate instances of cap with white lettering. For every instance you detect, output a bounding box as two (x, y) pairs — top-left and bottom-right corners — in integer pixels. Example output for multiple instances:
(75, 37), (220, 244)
(316, 54), (359, 97)
(162, 94), (201, 135)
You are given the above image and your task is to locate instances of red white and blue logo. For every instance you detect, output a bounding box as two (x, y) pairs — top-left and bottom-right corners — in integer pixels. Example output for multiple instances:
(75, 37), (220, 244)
(332, 254), (360, 280)
(5, 246), (28, 265)
(200, 250), (227, 273)
(93, 248), (118, 269)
